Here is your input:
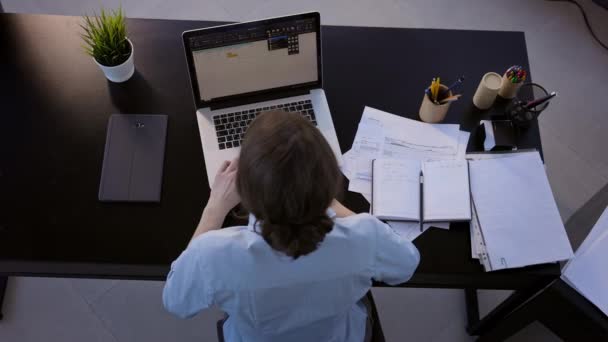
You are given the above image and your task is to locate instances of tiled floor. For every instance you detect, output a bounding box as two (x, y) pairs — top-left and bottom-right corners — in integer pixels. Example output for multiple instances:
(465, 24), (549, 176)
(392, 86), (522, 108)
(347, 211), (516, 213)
(2, 0), (607, 341)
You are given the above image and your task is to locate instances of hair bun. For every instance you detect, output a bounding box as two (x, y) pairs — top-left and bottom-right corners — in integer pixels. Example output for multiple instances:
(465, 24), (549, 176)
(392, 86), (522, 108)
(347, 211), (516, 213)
(261, 214), (334, 259)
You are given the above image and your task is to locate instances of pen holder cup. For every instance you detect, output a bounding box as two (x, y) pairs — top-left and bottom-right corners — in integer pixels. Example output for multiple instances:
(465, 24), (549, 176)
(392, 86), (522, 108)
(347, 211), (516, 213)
(498, 72), (524, 99)
(473, 72), (502, 110)
(505, 83), (550, 128)
(419, 85), (452, 123)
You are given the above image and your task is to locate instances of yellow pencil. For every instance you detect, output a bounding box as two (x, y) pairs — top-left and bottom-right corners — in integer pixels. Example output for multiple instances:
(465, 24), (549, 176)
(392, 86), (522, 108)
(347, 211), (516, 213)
(435, 77), (441, 101)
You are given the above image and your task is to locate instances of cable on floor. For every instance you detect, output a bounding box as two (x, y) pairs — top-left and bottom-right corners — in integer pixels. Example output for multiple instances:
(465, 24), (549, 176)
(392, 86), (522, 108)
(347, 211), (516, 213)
(546, 0), (608, 51)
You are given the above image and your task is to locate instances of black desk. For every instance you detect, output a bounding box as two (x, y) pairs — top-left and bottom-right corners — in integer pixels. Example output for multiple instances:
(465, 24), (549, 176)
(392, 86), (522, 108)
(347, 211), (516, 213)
(0, 13), (559, 336)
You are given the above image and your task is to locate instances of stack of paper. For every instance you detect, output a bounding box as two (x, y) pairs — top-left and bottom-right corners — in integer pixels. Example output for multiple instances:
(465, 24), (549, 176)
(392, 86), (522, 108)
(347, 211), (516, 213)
(562, 205), (608, 316)
(387, 221), (450, 242)
(468, 150), (538, 264)
(371, 158), (471, 222)
(341, 107), (470, 239)
(468, 151), (537, 265)
(342, 107), (470, 201)
(467, 151), (573, 271)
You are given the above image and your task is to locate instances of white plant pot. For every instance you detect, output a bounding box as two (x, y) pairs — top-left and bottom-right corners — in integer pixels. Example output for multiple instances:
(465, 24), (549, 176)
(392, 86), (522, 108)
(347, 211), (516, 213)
(94, 38), (135, 83)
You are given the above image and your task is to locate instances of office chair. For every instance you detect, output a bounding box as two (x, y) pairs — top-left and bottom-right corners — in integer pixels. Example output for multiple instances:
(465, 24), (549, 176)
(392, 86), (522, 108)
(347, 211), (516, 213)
(477, 182), (608, 341)
(216, 291), (386, 342)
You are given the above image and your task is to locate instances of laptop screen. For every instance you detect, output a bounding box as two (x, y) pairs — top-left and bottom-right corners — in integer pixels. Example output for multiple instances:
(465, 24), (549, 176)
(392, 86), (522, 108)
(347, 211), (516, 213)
(187, 16), (319, 102)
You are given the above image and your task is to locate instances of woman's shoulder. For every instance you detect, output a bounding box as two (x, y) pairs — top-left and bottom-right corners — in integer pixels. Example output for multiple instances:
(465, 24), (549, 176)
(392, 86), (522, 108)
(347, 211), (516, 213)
(333, 213), (387, 235)
(188, 226), (255, 252)
(335, 212), (383, 224)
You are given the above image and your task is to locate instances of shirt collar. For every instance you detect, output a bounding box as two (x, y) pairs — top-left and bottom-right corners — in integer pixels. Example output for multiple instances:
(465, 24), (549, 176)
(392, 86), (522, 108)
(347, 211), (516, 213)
(247, 208), (337, 232)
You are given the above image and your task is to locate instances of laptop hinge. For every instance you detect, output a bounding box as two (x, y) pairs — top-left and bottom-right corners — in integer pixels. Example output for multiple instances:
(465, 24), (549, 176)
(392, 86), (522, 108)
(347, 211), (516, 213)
(208, 88), (313, 111)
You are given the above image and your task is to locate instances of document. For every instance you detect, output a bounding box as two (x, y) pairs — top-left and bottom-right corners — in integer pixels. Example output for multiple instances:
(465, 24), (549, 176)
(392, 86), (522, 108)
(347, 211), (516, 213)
(388, 220), (451, 241)
(470, 199), (481, 259)
(371, 159), (421, 221)
(468, 152), (573, 271)
(562, 206), (608, 316)
(466, 150), (537, 161)
(342, 107), (469, 203)
(371, 158), (471, 222)
(388, 221), (424, 241)
(422, 159), (471, 221)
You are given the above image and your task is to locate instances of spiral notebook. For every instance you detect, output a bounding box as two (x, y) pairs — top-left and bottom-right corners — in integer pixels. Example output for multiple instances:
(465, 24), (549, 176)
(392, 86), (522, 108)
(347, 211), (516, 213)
(371, 158), (471, 222)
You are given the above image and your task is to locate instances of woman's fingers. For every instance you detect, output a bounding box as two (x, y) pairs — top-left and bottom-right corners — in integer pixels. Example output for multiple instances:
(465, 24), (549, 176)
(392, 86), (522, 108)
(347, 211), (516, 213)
(218, 160), (230, 173)
(227, 158), (239, 172)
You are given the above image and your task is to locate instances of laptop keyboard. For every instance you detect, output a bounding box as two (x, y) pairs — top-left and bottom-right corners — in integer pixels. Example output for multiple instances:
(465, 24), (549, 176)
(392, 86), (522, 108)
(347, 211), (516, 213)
(213, 99), (317, 150)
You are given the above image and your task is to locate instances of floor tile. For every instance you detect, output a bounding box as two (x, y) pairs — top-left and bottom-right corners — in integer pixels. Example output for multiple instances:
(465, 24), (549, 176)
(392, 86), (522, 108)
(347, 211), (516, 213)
(393, 0), (562, 31)
(2, 0), (233, 21)
(69, 278), (120, 304)
(508, 321), (562, 342)
(242, 0), (414, 27)
(431, 316), (474, 342)
(0, 277), (118, 342)
(372, 287), (469, 341)
(90, 280), (224, 342)
(129, 0), (233, 21)
(528, 10), (608, 180)
(477, 289), (513, 318)
(540, 124), (608, 221)
(215, 0), (273, 20)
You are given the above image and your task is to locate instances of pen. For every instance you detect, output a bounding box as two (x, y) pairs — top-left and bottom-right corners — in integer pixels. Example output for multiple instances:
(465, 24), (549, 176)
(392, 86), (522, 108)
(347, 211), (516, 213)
(525, 91), (557, 109)
(441, 76), (465, 97)
(426, 78), (435, 97)
(419, 170), (424, 233)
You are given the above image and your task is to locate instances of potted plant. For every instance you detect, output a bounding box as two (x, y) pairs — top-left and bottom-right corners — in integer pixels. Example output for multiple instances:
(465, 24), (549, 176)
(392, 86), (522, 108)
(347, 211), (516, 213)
(81, 7), (135, 83)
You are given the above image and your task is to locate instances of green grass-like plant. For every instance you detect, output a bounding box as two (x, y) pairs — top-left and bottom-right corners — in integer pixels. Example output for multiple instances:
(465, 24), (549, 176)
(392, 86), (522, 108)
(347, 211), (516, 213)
(81, 7), (131, 67)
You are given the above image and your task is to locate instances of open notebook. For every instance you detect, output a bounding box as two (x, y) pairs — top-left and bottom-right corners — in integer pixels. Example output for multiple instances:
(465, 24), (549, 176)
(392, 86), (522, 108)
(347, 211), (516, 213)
(371, 158), (471, 222)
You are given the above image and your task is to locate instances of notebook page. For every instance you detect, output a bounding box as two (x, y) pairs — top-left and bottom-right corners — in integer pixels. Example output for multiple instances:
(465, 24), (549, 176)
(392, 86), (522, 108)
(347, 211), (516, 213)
(422, 159), (471, 221)
(562, 206), (608, 316)
(469, 152), (573, 271)
(372, 159), (420, 220)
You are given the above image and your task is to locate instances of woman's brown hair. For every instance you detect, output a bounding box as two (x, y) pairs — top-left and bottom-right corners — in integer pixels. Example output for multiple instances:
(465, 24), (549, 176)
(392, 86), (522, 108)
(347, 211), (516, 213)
(237, 110), (341, 259)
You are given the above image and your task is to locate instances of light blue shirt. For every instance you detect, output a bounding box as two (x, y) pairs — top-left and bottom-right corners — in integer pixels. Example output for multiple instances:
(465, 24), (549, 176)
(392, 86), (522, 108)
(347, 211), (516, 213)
(163, 210), (420, 342)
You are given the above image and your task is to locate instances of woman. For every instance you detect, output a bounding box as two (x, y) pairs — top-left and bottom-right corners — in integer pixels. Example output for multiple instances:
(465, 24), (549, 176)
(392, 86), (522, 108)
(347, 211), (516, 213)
(163, 110), (420, 342)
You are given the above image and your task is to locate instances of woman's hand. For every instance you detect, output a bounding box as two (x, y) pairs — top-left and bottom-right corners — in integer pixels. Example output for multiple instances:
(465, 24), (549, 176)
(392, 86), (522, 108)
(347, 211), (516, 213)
(189, 159), (240, 243)
(208, 158), (241, 215)
(331, 199), (355, 218)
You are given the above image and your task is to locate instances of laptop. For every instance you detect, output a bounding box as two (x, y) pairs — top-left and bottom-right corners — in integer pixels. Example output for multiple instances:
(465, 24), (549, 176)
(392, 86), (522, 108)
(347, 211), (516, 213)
(182, 12), (342, 186)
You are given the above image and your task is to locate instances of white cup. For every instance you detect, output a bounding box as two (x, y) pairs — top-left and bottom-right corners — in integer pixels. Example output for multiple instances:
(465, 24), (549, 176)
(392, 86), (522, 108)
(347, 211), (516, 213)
(94, 38), (135, 83)
(473, 72), (502, 110)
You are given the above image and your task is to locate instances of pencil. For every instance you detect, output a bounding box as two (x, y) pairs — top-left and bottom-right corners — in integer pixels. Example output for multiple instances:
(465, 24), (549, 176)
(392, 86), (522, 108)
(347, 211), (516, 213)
(419, 170), (424, 233)
(434, 77), (441, 102)
(439, 94), (462, 104)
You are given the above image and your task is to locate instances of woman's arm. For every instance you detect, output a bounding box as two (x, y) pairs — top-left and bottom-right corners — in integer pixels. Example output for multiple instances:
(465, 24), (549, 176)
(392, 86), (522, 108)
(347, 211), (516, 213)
(189, 159), (241, 243)
(331, 199), (355, 218)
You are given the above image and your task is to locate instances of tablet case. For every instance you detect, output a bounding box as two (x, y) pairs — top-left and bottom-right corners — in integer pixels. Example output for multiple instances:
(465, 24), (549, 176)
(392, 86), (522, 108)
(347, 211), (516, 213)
(98, 114), (168, 202)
